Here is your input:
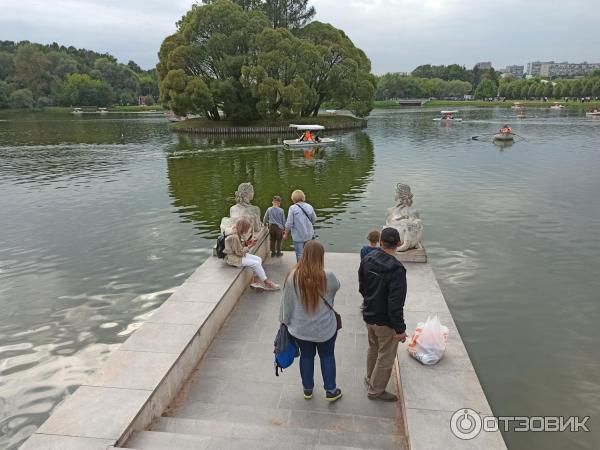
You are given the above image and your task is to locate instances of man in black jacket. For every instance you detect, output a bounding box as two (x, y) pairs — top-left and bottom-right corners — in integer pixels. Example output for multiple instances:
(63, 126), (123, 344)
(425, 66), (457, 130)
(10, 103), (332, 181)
(358, 227), (407, 402)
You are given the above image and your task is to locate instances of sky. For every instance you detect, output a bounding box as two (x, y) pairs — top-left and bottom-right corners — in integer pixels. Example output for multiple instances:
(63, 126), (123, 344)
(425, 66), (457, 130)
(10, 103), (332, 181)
(0, 0), (598, 74)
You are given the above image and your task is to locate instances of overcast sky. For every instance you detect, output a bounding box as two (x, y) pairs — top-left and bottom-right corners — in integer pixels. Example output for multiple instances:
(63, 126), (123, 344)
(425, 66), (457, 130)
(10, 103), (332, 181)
(0, 0), (598, 73)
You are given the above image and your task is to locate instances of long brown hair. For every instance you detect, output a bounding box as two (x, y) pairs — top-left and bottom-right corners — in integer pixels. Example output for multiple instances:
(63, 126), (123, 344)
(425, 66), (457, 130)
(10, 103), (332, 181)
(286, 241), (326, 314)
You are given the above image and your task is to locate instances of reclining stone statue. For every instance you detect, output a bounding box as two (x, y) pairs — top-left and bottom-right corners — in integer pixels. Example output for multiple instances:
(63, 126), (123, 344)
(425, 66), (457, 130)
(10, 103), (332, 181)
(220, 182), (264, 235)
(385, 183), (423, 252)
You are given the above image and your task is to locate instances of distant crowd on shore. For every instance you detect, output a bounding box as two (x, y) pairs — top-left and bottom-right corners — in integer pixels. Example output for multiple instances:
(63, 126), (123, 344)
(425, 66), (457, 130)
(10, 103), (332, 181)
(222, 190), (407, 403)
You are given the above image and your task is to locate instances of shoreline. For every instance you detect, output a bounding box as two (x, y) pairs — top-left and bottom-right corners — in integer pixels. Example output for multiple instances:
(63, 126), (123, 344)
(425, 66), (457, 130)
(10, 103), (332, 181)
(170, 115), (367, 134)
(374, 99), (600, 109)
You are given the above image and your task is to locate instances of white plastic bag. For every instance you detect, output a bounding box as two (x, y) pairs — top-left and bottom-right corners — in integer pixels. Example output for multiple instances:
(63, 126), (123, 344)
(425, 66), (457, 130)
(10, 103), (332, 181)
(407, 315), (449, 365)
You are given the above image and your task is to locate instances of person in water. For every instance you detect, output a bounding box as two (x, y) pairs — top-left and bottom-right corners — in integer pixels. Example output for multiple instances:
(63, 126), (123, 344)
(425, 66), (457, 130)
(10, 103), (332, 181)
(500, 124), (512, 134)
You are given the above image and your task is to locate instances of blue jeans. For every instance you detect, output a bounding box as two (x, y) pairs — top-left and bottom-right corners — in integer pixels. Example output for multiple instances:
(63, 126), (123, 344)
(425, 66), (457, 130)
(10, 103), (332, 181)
(294, 333), (337, 392)
(293, 241), (307, 261)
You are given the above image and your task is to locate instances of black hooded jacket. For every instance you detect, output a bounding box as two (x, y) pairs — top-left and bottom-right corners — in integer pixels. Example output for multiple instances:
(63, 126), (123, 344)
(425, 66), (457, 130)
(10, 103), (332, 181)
(358, 248), (407, 334)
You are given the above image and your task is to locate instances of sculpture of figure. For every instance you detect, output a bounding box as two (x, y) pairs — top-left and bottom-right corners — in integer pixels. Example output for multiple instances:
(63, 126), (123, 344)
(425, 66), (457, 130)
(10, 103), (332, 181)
(385, 183), (423, 251)
(220, 182), (263, 235)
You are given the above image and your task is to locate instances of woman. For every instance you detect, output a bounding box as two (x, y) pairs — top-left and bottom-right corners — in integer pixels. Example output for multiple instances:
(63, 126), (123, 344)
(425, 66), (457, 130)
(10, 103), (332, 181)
(224, 217), (279, 291)
(283, 190), (317, 261)
(279, 241), (342, 402)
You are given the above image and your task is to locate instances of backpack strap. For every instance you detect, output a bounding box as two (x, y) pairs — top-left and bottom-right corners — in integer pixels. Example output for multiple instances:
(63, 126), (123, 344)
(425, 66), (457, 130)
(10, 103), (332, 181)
(297, 204), (313, 222)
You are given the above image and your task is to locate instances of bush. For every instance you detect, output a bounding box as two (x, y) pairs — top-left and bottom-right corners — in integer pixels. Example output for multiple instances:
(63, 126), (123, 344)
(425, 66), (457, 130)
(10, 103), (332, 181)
(144, 95), (155, 106)
(37, 96), (54, 107)
(9, 88), (34, 109)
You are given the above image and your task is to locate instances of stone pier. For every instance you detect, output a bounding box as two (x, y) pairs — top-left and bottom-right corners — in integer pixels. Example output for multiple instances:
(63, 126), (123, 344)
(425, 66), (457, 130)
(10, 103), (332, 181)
(22, 238), (506, 449)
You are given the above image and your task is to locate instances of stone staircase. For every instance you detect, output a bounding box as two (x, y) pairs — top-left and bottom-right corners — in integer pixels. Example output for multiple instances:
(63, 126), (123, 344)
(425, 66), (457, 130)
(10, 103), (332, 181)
(120, 253), (408, 450)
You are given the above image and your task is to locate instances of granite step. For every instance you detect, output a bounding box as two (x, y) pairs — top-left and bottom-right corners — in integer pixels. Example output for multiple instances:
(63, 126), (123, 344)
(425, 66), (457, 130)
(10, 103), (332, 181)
(126, 429), (407, 450)
(139, 416), (407, 449)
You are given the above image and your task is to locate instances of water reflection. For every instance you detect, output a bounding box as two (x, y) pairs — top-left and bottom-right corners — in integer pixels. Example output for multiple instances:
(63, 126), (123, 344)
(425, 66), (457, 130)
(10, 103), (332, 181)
(165, 132), (375, 236)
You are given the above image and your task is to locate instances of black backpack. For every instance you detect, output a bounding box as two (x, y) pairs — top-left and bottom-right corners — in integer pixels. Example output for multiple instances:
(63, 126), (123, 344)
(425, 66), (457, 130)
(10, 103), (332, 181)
(216, 233), (227, 258)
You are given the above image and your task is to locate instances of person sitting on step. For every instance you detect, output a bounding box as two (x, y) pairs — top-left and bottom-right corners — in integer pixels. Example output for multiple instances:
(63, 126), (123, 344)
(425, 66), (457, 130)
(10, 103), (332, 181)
(224, 217), (280, 291)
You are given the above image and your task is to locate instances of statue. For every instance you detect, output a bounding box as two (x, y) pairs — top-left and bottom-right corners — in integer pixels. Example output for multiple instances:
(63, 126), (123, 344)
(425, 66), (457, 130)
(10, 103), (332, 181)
(385, 183), (423, 251)
(220, 182), (263, 235)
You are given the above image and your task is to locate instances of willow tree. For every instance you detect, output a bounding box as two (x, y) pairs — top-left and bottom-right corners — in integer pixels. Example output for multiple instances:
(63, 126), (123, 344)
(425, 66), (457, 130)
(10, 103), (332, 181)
(158, 0), (374, 120)
(298, 22), (375, 117)
(158, 0), (270, 120)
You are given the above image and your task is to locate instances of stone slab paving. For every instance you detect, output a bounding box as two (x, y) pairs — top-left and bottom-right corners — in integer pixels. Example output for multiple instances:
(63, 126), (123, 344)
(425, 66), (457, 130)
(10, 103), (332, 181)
(127, 251), (408, 450)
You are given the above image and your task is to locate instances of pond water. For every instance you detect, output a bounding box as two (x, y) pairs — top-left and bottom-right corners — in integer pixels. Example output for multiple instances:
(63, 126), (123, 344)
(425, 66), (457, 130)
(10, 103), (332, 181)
(0, 108), (599, 449)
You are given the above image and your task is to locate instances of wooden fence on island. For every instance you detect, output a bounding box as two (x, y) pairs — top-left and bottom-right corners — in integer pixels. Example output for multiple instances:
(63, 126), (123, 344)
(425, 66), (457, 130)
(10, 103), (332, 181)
(171, 120), (368, 135)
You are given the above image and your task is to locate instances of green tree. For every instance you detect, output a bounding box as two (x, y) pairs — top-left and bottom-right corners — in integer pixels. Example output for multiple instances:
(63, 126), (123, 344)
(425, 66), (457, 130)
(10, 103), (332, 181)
(583, 79), (595, 97)
(592, 80), (600, 97)
(0, 80), (12, 108)
(202, 0), (315, 28)
(297, 21), (374, 116)
(0, 51), (14, 80)
(159, 0), (374, 120)
(9, 88), (34, 109)
(474, 79), (497, 99)
(14, 44), (50, 97)
(159, 0), (270, 120)
(543, 82), (553, 98)
(262, 0), (315, 29)
(570, 80), (583, 97)
(91, 58), (140, 104)
(63, 73), (113, 106)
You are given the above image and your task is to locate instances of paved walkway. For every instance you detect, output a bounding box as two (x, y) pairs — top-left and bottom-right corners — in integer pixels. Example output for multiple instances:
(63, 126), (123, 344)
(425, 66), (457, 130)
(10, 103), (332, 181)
(125, 252), (407, 449)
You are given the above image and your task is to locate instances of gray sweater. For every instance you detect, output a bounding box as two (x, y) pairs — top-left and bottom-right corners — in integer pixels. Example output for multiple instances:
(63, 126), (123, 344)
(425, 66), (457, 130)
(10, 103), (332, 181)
(279, 270), (340, 342)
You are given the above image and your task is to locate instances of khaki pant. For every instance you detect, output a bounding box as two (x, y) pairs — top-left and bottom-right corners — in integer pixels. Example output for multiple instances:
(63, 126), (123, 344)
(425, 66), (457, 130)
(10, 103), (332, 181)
(366, 324), (399, 395)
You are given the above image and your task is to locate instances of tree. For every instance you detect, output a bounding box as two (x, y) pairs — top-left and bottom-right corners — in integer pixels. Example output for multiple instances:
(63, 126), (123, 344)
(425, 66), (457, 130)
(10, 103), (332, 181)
(14, 44), (50, 97)
(583, 79), (595, 97)
(159, 0), (270, 120)
(543, 82), (553, 98)
(592, 80), (600, 97)
(91, 58), (140, 104)
(0, 51), (14, 80)
(9, 88), (34, 109)
(262, 0), (315, 29)
(570, 80), (583, 97)
(0, 80), (12, 108)
(202, 0), (315, 28)
(474, 79), (497, 99)
(297, 21), (374, 116)
(159, 0), (374, 120)
(62, 73), (113, 106)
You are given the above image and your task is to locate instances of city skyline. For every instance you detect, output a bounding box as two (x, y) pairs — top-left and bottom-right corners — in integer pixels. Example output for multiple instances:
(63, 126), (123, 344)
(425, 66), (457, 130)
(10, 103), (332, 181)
(1, 0), (599, 73)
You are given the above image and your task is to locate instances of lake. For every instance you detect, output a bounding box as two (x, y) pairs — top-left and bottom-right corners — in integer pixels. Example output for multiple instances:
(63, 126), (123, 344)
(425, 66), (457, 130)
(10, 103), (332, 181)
(0, 108), (599, 449)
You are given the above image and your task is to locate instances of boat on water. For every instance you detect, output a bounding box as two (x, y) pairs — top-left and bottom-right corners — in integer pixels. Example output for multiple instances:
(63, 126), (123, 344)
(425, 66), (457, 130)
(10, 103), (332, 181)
(71, 108), (83, 115)
(511, 102), (524, 109)
(550, 102), (565, 110)
(164, 111), (184, 122)
(283, 124), (336, 148)
(433, 110), (463, 122)
(493, 133), (514, 141)
(97, 107), (108, 114)
(585, 108), (600, 116)
(493, 124), (514, 142)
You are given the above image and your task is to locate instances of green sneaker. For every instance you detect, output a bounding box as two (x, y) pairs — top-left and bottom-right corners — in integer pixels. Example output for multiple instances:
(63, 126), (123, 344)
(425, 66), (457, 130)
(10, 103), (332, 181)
(325, 388), (342, 402)
(303, 389), (313, 400)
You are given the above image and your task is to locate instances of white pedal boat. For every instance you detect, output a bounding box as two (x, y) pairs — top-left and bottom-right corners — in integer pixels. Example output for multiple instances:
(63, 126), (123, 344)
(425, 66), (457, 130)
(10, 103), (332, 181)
(433, 110), (463, 122)
(283, 124), (337, 147)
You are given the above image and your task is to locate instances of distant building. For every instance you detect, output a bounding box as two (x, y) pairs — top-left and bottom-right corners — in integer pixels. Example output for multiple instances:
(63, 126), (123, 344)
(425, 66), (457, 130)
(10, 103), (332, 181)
(526, 61), (554, 76)
(538, 61), (600, 78)
(501, 65), (525, 77)
(475, 61), (493, 70)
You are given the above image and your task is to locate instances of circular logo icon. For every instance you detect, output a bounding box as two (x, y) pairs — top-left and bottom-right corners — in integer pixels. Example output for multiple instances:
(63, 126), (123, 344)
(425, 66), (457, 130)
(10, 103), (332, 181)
(450, 408), (482, 440)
